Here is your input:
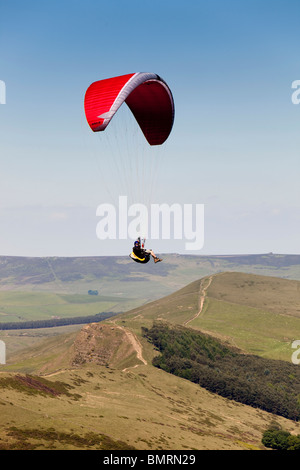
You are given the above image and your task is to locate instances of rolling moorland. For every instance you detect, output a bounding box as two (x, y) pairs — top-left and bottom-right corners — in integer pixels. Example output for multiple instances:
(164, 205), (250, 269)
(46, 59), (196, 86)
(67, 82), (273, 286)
(0, 254), (300, 450)
(1, 252), (300, 358)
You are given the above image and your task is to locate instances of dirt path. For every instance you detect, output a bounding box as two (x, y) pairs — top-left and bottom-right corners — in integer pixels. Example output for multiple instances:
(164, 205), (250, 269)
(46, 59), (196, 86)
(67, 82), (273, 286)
(121, 327), (147, 367)
(184, 275), (213, 326)
(109, 320), (147, 371)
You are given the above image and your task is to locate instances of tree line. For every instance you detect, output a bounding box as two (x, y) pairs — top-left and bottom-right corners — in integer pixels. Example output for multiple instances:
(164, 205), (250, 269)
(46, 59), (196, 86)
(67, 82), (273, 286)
(142, 321), (300, 421)
(262, 426), (300, 450)
(0, 312), (118, 330)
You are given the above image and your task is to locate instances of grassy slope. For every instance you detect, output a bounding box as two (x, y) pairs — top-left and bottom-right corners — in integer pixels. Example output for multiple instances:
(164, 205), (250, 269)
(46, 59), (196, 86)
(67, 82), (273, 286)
(114, 272), (300, 362)
(188, 272), (300, 360)
(1, 271), (300, 449)
(0, 364), (299, 450)
(2, 253), (300, 358)
(5, 272), (300, 369)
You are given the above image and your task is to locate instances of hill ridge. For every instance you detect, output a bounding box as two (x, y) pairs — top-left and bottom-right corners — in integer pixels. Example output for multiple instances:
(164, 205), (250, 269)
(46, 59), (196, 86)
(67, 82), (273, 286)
(4, 271), (300, 371)
(184, 275), (213, 326)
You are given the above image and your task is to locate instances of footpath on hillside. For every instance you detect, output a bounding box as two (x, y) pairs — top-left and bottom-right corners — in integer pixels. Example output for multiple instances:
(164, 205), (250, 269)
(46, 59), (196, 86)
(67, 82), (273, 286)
(184, 275), (213, 326)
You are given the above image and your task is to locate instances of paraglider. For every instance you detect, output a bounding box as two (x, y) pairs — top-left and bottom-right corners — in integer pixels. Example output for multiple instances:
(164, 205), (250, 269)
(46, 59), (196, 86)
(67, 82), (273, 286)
(129, 237), (162, 264)
(84, 72), (174, 263)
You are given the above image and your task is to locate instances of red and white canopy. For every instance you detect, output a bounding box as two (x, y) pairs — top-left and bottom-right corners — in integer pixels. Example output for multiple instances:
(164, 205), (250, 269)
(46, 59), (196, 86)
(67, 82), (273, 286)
(84, 72), (174, 145)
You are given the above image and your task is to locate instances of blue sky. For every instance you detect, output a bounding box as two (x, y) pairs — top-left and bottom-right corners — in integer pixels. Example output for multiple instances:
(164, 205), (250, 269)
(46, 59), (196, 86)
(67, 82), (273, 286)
(1, 0), (300, 256)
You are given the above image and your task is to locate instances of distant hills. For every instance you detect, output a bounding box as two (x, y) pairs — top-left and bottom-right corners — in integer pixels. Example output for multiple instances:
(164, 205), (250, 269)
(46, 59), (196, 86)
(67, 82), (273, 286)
(1, 252), (300, 303)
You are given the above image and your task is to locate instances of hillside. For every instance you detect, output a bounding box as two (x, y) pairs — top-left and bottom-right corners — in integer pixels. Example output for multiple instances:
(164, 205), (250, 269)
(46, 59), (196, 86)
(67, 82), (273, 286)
(2, 362), (299, 451)
(144, 322), (300, 420)
(112, 271), (300, 362)
(188, 272), (300, 360)
(6, 272), (299, 369)
(3, 253), (300, 358)
(1, 271), (300, 450)
(1, 253), (300, 357)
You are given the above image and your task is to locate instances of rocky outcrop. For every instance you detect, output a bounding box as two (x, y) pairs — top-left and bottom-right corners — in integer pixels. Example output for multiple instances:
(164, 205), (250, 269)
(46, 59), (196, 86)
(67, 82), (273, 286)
(71, 323), (136, 368)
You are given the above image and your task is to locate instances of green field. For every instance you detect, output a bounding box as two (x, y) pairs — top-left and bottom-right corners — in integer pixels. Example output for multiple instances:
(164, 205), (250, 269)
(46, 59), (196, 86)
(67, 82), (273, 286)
(0, 291), (139, 323)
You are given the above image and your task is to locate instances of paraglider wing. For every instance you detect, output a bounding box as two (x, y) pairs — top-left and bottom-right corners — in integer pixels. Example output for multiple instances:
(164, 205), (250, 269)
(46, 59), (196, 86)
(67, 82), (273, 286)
(84, 73), (174, 145)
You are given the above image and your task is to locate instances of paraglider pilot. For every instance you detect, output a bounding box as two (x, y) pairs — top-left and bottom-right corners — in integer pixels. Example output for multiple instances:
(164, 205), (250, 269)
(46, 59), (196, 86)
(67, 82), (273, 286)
(130, 238), (162, 264)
